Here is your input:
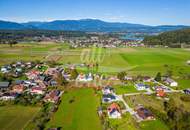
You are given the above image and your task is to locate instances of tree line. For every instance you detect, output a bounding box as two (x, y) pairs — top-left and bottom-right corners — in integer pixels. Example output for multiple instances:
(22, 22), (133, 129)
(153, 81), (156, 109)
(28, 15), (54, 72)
(0, 29), (87, 43)
(143, 28), (190, 47)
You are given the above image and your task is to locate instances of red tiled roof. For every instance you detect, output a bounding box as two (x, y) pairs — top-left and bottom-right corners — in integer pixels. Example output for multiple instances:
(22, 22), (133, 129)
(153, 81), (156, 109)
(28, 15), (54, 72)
(107, 103), (120, 112)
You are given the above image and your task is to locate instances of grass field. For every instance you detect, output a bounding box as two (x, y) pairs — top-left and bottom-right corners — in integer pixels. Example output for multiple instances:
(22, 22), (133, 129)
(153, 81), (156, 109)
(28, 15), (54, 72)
(113, 84), (145, 94)
(46, 88), (102, 130)
(1, 42), (189, 90)
(0, 105), (40, 130)
(1, 43), (190, 76)
(140, 120), (169, 130)
(176, 79), (190, 89)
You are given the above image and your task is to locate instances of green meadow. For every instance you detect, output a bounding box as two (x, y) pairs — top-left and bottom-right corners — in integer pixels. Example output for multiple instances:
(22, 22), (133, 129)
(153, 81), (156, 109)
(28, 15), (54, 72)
(46, 88), (102, 130)
(0, 105), (40, 130)
(1, 43), (190, 76)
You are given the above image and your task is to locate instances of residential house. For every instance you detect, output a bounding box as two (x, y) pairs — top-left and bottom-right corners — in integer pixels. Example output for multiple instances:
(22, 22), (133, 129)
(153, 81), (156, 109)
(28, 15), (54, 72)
(143, 76), (152, 82)
(49, 80), (57, 86)
(135, 105), (154, 120)
(102, 94), (118, 103)
(135, 83), (149, 91)
(14, 80), (24, 85)
(76, 73), (93, 82)
(26, 62), (33, 68)
(12, 84), (25, 94)
(109, 76), (119, 81)
(124, 76), (133, 81)
(45, 68), (58, 76)
(102, 86), (114, 95)
(30, 87), (44, 95)
(1, 65), (11, 73)
(0, 92), (18, 100)
(164, 78), (178, 87)
(183, 89), (190, 95)
(0, 82), (10, 91)
(44, 90), (61, 103)
(156, 87), (166, 97)
(25, 70), (40, 80)
(107, 103), (121, 118)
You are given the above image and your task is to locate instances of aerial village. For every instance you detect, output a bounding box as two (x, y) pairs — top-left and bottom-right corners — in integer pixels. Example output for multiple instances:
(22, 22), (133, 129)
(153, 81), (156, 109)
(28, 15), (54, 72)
(0, 59), (189, 127)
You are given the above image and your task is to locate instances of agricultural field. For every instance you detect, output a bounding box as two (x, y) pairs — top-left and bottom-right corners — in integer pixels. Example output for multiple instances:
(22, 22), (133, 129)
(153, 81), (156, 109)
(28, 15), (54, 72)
(1, 42), (190, 75)
(0, 105), (40, 130)
(1, 42), (189, 89)
(46, 88), (102, 130)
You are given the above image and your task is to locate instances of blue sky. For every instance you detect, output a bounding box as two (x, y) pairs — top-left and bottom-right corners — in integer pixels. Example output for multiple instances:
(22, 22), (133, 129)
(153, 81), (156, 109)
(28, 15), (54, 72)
(0, 0), (190, 25)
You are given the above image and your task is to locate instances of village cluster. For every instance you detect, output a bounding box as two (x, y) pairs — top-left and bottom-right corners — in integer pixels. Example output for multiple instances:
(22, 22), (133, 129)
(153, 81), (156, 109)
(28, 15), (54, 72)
(1, 61), (190, 124)
(0, 61), (66, 104)
(96, 74), (190, 122)
(68, 36), (144, 48)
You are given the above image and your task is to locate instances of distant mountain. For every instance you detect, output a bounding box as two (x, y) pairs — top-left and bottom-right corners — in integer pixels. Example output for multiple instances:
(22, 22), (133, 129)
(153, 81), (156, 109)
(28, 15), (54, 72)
(22, 19), (151, 32)
(0, 20), (26, 30)
(0, 19), (189, 32)
(0, 20), (37, 30)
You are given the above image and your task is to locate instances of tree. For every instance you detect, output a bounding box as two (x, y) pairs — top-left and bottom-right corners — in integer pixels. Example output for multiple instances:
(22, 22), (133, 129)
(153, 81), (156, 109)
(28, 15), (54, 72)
(9, 40), (17, 47)
(70, 69), (78, 79)
(117, 71), (127, 81)
(154, 72), (162, 81)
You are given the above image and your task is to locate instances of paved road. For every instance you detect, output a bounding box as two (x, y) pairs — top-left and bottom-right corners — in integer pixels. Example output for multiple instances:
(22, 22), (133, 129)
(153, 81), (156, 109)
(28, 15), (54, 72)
(116, 95), (143, 122)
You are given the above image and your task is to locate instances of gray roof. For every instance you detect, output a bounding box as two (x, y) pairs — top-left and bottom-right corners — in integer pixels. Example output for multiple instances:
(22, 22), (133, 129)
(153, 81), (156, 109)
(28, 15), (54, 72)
(0, 82), (10, 88)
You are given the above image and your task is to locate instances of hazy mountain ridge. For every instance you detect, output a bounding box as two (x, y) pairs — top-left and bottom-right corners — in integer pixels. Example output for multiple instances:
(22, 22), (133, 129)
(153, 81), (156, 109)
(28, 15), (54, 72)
(0, 19), (189, 32)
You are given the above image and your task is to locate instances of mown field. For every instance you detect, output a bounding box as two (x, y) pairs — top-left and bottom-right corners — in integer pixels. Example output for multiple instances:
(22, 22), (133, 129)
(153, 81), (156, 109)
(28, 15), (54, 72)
(1, 42), (190, 74)
(0, 105), (40, 130)
(1, 42), (189, 88)
(46, 88), (102, 130)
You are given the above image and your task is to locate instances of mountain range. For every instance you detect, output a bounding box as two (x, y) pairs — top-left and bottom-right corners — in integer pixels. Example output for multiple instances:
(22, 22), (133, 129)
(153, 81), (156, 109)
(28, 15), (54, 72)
(0, 19), (189, 32)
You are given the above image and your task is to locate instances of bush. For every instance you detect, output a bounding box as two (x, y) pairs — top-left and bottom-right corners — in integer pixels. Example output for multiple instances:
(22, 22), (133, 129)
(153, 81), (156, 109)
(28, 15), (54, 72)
(180, 95), (190, 102)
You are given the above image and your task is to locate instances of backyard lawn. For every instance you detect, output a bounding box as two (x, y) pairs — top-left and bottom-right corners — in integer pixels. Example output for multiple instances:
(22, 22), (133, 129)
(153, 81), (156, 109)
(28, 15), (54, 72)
(0, 105), (40, 130)
(140, 120), (169, 130)
(176, 79), (190, 89)
(113, 84), (144, 94)
(46, 88), (102, 130)
(124, 94), (165, 113)
(108, 113), (138, 130)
